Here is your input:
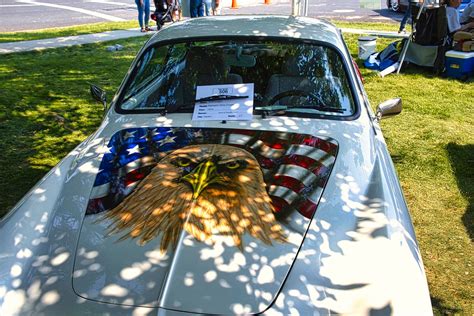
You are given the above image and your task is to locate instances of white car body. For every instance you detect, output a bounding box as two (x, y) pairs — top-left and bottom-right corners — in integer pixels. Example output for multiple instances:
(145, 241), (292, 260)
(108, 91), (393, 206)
(0, 16), (432, 316)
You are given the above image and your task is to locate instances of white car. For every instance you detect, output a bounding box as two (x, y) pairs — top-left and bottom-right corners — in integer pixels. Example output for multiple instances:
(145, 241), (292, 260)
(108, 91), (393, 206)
(0, 15), (432, 316)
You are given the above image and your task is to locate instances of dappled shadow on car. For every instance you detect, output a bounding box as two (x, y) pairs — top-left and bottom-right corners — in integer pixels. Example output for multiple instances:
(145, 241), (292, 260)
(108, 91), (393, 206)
(369, 303), (393, 316)
(0, 17), (432, 314)
(388, 153), (407, 164)
(445, 143), (473, 242)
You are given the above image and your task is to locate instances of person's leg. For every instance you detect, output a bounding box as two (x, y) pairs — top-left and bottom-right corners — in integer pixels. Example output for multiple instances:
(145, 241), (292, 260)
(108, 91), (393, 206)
(190, 0), (197, 17)
(174, 0), (182, 21)
(135, 0), (144, 29)
(212, 0), (220, 15)
(399, 2), (412, 32)
(211, 0), (217, 15)
(144, 0), (150, 30)
(197, 0), (205, 16)
(203, 0), (211, 16)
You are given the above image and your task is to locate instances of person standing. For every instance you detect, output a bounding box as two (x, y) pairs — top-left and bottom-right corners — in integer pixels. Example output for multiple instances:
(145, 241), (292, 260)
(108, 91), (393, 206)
(190, 0), (204, 17)
(203, 0), (212, 15)
(135, 0), (150, 32)
(212, 0), (220, 15)
(172, 0), (183, 21)
(399, 1), (414, 33)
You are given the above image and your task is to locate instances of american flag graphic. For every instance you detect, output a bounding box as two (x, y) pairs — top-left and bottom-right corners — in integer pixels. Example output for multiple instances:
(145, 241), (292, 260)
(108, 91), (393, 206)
(86, 127), (338, 219)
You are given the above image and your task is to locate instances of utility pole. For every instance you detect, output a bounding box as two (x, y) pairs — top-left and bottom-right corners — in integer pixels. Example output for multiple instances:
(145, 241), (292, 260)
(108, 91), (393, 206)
(291, 0), (308, 16)
(291, 0), (299, 15)
(302, 0), (308, 16)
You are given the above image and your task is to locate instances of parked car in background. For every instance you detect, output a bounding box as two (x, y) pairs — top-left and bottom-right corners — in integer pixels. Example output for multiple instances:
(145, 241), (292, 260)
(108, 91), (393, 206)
(389, 0), (471, 12)
(0, 15), (432, 315)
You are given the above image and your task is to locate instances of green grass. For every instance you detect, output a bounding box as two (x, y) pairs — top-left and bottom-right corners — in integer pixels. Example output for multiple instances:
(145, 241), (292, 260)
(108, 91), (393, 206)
(0, 37), (148, 213)
(332, 20), (403, 32)
(0, 21), (137, 43)
(0, 26), (472, 315)
(345, 33), (473, 315)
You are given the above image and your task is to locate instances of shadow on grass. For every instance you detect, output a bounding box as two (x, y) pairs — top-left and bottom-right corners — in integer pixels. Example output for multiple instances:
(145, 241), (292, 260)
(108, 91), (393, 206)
(445, 143), (473, 242)
(431, 295), (462, 315)
(0, 40), (142, 218)
(389, 153), (406, 164)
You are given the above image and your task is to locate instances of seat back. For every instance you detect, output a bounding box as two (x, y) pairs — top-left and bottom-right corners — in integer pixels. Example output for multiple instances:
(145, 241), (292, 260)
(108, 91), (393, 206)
(264, 57), (350, 110)
(264, 58), (315, 105)
(174, 47), (243, 105)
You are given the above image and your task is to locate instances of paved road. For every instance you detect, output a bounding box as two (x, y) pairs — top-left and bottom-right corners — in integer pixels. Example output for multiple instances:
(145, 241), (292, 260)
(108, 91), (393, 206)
(1, 0), (138, 32)
(0, 0), (403, 32)
(222, 0), (403, 22)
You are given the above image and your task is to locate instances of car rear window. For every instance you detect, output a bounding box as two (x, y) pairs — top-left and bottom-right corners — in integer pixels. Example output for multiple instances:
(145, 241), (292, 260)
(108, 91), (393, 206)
(118, 39), (356, 118)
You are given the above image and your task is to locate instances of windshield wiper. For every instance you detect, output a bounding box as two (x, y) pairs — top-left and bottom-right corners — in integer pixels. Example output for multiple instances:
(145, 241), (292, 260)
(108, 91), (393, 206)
(258, 105), (345, 118)
(310, 105), (345, 113)
(195, 95), (248, 102)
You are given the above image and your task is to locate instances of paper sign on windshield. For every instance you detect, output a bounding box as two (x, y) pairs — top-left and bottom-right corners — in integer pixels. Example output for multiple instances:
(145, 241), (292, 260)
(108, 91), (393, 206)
(192, 83), (254, 121)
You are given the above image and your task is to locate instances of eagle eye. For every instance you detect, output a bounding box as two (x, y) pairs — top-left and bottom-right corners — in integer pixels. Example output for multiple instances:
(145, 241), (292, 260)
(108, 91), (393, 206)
(175, 157), (192, 167)
(225, 161), (240, 170)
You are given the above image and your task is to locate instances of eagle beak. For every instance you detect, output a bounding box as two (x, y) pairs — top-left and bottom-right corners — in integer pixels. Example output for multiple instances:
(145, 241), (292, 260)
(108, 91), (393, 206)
(182, 160), (219, 199)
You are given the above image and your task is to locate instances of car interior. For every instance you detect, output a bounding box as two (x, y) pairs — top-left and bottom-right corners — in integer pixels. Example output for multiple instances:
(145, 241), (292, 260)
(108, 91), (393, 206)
(120, 40), (356, 117)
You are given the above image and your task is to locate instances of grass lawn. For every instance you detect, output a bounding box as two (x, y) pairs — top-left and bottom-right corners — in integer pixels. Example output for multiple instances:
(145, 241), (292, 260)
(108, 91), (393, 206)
(335, 20), (404, 32)
(0, 25), (472, 315)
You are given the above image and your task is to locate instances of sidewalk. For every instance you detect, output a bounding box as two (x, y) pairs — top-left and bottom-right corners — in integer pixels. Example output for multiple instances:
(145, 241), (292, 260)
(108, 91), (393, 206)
(0, 28), (150, 54)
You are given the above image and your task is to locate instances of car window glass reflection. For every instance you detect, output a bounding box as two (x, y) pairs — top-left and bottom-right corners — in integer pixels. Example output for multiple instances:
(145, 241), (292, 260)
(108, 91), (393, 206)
(119, 40), (356, 117)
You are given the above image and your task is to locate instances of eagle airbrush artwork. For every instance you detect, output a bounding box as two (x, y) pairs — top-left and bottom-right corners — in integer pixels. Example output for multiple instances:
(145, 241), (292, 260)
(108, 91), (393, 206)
(86, 127), (338, 251)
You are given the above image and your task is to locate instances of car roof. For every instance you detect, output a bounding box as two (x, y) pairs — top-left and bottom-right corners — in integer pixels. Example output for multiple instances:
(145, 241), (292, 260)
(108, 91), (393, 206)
(148, 15), (345, 50)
